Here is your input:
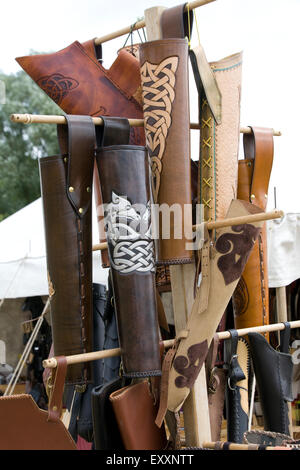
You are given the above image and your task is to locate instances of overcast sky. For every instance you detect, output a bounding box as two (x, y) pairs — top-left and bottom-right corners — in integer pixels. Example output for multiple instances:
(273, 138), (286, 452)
(1, 0), (300, 213)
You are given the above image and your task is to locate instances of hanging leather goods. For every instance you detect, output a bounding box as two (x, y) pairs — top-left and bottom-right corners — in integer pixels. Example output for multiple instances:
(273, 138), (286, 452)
(39, 115), (96, 385)
(0, 356), (77, 450)
(95, 117), (161, 378)
(232, 127), (274, 337)
(139, 8), (194, 265)
(223, 330), (250, 443)
(15, 38), (145, 269)
(165, 199), (264, 413)
(248, 323), (294, 436)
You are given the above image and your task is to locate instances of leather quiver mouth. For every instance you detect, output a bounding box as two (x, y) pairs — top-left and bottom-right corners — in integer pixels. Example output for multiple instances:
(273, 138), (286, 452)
(232, 127), (274, 334)
(91, 377), (131, 450)
(139, 38), (194, 265)
(248, 331), (293, 435)
(109, 381), (168, 450)
(39, 115), (95, 385)
(0, 357), (77, 450)
(96, 143), (161, 378)
(166, 199), (264, 413)
(224, 331), (250, 443)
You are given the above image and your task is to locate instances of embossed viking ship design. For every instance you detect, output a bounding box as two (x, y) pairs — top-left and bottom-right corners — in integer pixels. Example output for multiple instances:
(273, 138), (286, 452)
(104, 192), (155, 274)
(140, 57), (178, 202)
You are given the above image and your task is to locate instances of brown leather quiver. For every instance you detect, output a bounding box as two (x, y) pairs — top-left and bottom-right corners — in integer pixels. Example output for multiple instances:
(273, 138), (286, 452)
(232, 127), (274, 333)
(139, 38), (193, 265)
(109, 381), (167, 450)
(39, 115), (95, 385)
(96, 141), (161, 378)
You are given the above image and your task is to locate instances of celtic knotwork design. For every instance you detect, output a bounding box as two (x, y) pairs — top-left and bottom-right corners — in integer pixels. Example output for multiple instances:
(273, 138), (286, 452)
(140, 57), (179, 202)
(105, 191), (155, 274)
(37, 73), (79, 105)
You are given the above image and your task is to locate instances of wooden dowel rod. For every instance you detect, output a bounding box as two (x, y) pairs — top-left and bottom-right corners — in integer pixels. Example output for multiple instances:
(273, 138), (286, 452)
(202, 441), (286, 451)
(42, 320), (300, 369)
(92, 210), (284, 252)
(94, 0), (216, 45)
(10, 114), (282, 136)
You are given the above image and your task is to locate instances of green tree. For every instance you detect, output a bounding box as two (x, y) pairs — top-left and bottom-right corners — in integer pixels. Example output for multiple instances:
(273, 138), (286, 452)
(0, 70), (61, 221)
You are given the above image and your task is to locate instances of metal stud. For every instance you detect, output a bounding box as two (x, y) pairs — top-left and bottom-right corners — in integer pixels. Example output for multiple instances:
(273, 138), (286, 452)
(86, 187), (91, 193)
(251, 194), (255, 199)
(69, 186), (74, 193)
(79, 208), (84, 214)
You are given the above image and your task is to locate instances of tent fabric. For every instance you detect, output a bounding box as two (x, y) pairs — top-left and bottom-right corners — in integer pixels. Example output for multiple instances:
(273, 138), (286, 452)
(267, 213), (300, 288)
(0, 198), (108, 299)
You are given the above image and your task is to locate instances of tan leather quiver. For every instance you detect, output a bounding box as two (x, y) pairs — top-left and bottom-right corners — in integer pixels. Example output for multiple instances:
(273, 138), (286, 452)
(232, 127), (274, 333)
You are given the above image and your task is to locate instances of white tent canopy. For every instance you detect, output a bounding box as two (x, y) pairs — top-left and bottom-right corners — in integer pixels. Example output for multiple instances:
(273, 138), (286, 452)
(0, 197), (108, 299)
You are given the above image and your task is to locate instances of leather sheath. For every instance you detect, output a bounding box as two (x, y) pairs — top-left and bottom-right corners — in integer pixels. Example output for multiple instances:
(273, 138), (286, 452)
(160, 2), (194, 39)
(166, 199), (264, 412)
(248, 330), (293, 435)
(16, 39), (145, 268)
(0, 357), (77, 450)
(39, 115), (95, 385)
(196, 52), (242, 224)
(224, 331), (250, 443)
(109, 381), (167, 450)
(139, 38), (194, 265)
(96, 139), (161, 378)
(205, 334), (226, 442)
(232, 127), (274, 333)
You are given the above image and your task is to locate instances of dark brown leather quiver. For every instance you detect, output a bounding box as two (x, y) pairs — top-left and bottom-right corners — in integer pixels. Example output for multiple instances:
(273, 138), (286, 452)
(16, 39), (145, 268)
(232, 127), (274, 333)
(96, 142), (161, 378)
(109, 381), (167, 450)
(39, 115), (96, 385)
(0, 357), (77, 450)
(139, 38), (193, 265)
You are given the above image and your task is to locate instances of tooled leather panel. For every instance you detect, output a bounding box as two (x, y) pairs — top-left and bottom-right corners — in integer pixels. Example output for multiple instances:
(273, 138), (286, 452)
(139, 39), (193, 265)
(199, 52), (242, 225)
(96, 146), (161, 377)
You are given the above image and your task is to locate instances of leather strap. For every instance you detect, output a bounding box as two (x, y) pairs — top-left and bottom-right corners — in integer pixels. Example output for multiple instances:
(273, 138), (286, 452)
(47, 356), (68, 422)
(280, 322), (291, 354)
(224, 330), (246, 388)
(96, 116), (130, 148)
(243, 126), (274, 210)
(160, 3), (194, 39)
(57, 115), (96, 218)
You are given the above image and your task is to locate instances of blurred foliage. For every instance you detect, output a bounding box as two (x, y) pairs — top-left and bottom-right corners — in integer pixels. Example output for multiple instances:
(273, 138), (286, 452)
(0, 70), (60, 221)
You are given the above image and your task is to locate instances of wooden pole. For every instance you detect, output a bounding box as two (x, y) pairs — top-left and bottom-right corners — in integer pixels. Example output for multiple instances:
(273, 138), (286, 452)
(93, 0), (216, 45)
(92, 210), (284, 252)
(202, 441), (290, 451)
(10, 114), (282, 136)
(42, 320), (300, 369)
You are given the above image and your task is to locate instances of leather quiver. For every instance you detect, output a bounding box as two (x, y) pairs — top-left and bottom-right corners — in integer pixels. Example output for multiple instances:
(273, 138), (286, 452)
(96, 142), (161, 378)
(248, 331), (293, 435)
(232, 127), (274, 333)
(16, 39), (145, 269)
(139, 38), (193, 265)
(39, 115), (95, 385)
(0, 357), (76, 450)
(165, 199), (264, 412)
(224, 331), (250, 443)
(196, 51), (242, 224)
(109, 381), (168, 450)
(91, 377), (130, 450)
